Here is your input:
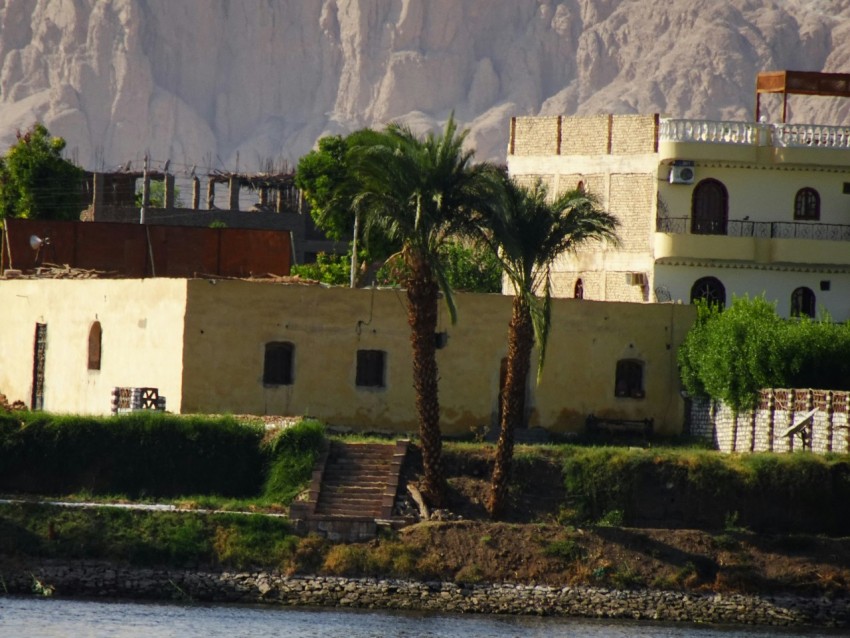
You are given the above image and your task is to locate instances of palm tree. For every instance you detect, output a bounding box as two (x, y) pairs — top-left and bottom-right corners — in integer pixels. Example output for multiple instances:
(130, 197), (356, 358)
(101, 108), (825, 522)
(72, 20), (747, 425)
(351, 117), (500, 507)
(480, 179), (619, 518)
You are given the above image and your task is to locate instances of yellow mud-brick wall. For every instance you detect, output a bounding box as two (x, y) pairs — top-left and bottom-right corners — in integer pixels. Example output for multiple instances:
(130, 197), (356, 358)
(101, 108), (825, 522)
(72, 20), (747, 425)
(511, 173), (556, 194)
(560, 115), (611, 155)
(549, 271), (605, 299)
(609, 174), (656, 253)
(511, 116), (560, 156)
(610, 114), (659, 155)
(604, 271), (650, 303)
(553, 173), (606, 198)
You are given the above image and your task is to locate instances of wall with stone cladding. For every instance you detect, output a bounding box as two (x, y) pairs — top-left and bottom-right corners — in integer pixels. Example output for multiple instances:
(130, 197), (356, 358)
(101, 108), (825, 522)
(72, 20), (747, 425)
(2, 559), (846, 628)
(549, 271), (604, 300)
(560, 115), (611, 155)
(511, 116), (560, 156)
(690, 389), (850, 454)
(609, 174), (654, 254)
(610, 115), (659, 155)
(604, 271), (648, 303)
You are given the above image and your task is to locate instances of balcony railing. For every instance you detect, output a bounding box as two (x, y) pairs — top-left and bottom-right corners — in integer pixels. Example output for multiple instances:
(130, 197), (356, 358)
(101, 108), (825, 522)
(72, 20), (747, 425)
(659, 119), (758, 145)
(656, 217), (850, 242)
(660, 118), (850, 151)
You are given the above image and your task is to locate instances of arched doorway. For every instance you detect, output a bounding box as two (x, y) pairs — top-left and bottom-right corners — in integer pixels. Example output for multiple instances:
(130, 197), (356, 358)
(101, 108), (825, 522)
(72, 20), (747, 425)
(691, 179), (728, 235)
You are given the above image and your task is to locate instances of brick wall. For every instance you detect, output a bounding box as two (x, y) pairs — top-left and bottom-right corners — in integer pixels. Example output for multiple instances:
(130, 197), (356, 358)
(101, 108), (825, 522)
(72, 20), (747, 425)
(690, 389), (850, 455)
(560, 115), (611, 155)
(511, 116), (560, 156)
(609, 174), (654, 253)
(610, 114), (659, 155)
(510, 114), (659, 158)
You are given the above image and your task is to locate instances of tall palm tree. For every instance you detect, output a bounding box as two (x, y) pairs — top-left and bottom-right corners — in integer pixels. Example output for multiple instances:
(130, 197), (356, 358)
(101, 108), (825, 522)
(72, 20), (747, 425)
(480, 179), (619, 518)
(351, 117), (500, 507)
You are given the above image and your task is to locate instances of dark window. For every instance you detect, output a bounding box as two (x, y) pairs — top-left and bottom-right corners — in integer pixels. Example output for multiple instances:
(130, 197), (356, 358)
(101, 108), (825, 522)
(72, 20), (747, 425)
(356, 349), (386, 388)
(574, 278), (584, 299)
(88, 321), (102, 371)
(615, 359), (645, 399)
(820, 280), (831, 291)
(791, 287), (816, 318)
(691, 179), (728, 235)
(794, 187), (820, 220)
(690, 277), (726, 309)
(263, 342), (294, 385)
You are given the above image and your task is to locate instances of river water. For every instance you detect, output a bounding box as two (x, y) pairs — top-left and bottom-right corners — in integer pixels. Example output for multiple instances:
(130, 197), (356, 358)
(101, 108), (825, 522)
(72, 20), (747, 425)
(0, 597), (842, 638)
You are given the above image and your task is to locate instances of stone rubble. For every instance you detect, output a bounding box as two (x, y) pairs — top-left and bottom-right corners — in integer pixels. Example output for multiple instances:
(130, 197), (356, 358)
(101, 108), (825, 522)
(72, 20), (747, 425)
(1, 560), (846, 628)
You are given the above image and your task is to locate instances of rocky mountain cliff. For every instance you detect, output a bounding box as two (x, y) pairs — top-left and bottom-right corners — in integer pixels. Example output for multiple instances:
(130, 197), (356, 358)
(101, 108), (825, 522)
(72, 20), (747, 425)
(1, 0), (849, 173)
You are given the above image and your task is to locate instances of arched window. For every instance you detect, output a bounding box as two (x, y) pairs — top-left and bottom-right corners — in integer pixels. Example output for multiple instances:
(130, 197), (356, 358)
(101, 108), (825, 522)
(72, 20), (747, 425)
(794, 188), (820, 221)
(690, 277), (726, 308)
(791, 287), (816, 318)
(87, 321), (102, 371)
(615, 359), (645, 399)
(263, 342), (294, 385)
(691, 179), (728, 235)
(574, 278), (584, 299)
(576, 180), (585, 193)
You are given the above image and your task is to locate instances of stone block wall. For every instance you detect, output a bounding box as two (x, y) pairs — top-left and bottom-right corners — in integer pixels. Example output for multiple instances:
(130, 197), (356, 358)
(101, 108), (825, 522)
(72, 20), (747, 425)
(511, 116), (560, 156)
(690, 389), (850, 454)
(510, 114), (658, 158)
(610, 114), (659, 155)
(609, 174), (654, 253)
(560, 115), (611, 155)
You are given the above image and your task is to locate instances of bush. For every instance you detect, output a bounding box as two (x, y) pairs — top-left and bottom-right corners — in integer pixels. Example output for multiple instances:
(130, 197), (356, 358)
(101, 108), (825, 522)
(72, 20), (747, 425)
(562, 446), (850, 534)
(0, 412), (265, 498)
(262, 419), (326, 502)
(679, 296), (850, 410)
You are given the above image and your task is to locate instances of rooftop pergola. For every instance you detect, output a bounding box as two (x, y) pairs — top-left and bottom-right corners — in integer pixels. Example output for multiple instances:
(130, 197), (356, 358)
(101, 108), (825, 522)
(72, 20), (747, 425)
(755, 70), (850, 123)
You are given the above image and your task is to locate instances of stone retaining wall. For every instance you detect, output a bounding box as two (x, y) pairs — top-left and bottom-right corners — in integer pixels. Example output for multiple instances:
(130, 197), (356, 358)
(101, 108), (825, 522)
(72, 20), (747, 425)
(1, 559), (846, 628)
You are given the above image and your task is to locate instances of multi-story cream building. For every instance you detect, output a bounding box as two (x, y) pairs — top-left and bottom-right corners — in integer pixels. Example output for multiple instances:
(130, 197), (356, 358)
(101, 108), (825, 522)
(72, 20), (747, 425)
(507, 71), (850, 320)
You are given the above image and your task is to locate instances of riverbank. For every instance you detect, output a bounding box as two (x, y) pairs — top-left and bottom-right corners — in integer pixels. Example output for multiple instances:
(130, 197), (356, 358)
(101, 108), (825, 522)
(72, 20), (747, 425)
(1, 558), (847, 628)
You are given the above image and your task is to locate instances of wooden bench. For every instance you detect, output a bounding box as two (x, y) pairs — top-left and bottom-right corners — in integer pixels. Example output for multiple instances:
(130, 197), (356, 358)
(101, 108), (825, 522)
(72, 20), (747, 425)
(585, 414), (654, 437)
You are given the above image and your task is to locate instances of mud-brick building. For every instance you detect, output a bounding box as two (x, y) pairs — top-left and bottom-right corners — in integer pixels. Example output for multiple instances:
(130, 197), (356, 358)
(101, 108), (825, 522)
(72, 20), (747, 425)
(508, 71), (850, 320)
(0, 278), (695, 435)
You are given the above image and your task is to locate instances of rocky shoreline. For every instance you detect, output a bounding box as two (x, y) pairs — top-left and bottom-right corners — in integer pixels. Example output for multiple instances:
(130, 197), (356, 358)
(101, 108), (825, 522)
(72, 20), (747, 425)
(1, 559), (847, 628)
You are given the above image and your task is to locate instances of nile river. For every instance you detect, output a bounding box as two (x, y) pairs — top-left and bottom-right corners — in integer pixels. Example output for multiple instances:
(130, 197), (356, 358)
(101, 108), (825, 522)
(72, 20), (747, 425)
(0, 597), (843, 637)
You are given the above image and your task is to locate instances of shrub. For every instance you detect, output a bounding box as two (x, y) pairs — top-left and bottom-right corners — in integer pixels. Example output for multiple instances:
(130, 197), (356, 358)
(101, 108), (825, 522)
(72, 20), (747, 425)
(262, 419), (325, 503)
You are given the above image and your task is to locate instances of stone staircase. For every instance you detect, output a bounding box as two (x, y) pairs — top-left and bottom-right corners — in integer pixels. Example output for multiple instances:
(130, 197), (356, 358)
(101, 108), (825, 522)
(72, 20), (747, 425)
(289, 440), (410, 541)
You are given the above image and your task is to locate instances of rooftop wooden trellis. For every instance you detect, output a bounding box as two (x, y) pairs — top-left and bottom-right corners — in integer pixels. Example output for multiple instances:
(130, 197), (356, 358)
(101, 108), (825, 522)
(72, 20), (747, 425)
(755, 70), (850, 123)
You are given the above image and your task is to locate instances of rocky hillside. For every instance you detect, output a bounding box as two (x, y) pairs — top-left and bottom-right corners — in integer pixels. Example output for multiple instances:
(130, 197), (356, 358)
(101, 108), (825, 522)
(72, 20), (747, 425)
(1, 0), (848, 173)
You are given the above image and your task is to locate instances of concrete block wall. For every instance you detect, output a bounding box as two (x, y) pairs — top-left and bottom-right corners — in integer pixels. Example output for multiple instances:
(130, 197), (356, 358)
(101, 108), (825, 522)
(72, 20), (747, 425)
(691, 389), (850, 454)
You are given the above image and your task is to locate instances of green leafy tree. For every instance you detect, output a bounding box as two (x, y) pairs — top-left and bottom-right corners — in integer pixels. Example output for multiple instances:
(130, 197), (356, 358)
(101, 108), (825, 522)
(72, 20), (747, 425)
(0, 123), (84, 220)
(351, 117), (501, 506)
(295, 130), (397, 262)
(290, 251), (357, 286)
(476, 180), (619, 518)
(678, 296), (850, 410)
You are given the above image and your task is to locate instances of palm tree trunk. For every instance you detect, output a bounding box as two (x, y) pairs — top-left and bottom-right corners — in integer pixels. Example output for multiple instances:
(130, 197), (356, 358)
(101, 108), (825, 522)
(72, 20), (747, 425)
(487, 296), (534, 519)
(407, 257), (446, 507)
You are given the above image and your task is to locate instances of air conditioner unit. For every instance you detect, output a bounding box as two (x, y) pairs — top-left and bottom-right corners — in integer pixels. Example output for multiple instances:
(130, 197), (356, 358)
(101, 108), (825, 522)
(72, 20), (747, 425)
(669, 164), (695, 184)
(625, 272), (647, 286)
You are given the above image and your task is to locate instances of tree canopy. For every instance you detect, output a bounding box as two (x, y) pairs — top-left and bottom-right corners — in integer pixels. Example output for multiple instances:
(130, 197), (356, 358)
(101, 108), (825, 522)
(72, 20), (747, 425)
(0, 123), (84, 221)
(678, 296), (850, 410)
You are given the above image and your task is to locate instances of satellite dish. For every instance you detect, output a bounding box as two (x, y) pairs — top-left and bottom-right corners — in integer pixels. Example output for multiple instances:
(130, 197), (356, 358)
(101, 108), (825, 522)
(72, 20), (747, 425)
(29, 235), (49, 251)
(783, 408), (817, 438)
(655, 286), (672, 303)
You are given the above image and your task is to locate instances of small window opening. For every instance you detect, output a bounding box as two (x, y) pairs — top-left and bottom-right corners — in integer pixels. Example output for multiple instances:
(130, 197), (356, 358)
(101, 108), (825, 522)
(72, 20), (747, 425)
(574, 278), (584, 299)
(263, 342), (294, 385)
(356, 349), (386, 388)
(88, 321), (102, 371)
(615, 359), (645, 399)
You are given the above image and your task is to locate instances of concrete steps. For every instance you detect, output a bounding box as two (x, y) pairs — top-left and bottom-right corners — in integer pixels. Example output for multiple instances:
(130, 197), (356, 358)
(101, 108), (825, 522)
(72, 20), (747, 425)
(289, 440), (410, 540)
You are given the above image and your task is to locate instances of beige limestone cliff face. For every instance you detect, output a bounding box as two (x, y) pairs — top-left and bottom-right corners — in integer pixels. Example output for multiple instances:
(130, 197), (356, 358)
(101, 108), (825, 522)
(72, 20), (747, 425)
(0, 0), (847, 170)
